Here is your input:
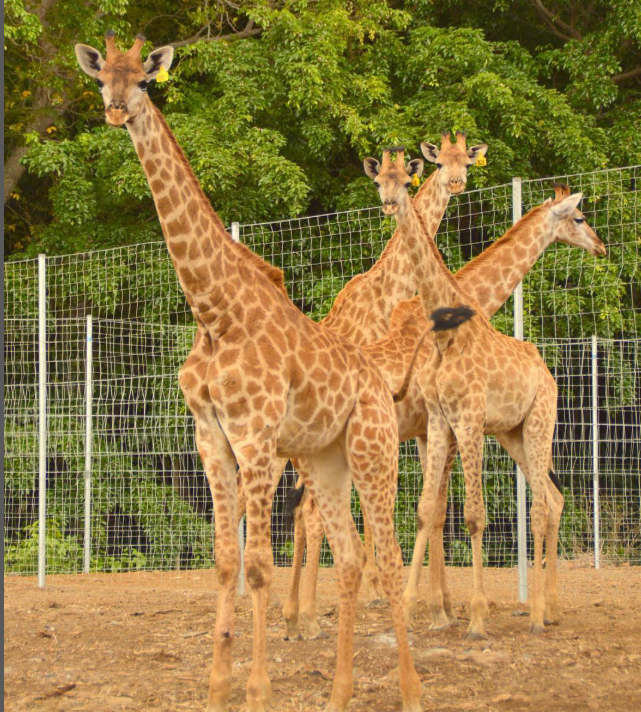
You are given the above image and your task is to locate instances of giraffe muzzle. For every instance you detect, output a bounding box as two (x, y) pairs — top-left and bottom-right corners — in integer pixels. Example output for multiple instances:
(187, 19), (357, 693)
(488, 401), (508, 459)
(448, 178), (465, 195)
(106, 101), (129, 126)
(382, 202), (399, 216)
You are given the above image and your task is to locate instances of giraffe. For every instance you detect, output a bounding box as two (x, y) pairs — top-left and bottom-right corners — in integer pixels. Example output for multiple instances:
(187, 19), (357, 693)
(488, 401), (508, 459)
(273, 131), (488, 638)
(287, 177), (605, 639)
(375, 181), (606, 630)
(75, 34), (422, 712)
(364, 147), (597, 638)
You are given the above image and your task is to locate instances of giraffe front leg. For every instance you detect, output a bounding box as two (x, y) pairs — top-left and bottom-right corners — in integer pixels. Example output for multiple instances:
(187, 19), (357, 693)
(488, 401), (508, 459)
(238, 457), (279, 712)
(523, 389), (557, 635)
(193, 423), (240, 712)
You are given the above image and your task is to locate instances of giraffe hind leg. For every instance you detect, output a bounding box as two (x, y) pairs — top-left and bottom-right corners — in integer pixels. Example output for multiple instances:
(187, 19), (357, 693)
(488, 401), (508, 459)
(348, 408), (421, 712)
(297, 446), (365, 712)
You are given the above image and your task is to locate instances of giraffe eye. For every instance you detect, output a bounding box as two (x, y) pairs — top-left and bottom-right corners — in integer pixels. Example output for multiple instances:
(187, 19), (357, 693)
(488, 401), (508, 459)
(139, 80), (149, 91)
(96, 79), (104, 89)
(373, 181), (380, 189)
(404, 181), (411, 189)
(574, 218), (584, 224)
(436, 162), (443, 169)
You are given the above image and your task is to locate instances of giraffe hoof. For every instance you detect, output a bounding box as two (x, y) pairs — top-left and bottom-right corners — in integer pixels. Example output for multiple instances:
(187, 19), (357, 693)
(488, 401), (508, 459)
(282, 634), (302, 642)
(464, 630), (488, 641)
(529, 624), (546, 635)
(430, 618), (458, 631)
(305, 628), (329, 641)
(365, 598), (387, 609)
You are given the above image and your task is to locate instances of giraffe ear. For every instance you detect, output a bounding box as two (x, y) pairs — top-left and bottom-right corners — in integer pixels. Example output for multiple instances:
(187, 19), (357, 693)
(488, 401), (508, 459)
(467, 143), (488, 162)
(75, 44), (105, 78)
(407, 158), (424, 177)
(551, 192), (583, 218)
(420, 142), (439, 163)
(363, 157), (380, 179)
(143, 46), (175, 78)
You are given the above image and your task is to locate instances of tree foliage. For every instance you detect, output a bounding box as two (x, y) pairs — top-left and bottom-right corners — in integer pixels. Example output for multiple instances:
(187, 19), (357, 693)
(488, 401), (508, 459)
(5, 0), (640, 256)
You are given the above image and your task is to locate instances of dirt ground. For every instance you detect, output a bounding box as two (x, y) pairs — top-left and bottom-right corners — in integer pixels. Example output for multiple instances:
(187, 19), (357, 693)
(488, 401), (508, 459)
(4, 562), (641, 712)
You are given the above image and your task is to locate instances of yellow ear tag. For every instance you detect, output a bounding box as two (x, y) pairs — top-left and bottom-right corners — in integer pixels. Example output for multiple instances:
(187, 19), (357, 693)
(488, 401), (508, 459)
(411, 173), (421, 187)
(475, 153), (487, 167)
(156, 66), (169, 83)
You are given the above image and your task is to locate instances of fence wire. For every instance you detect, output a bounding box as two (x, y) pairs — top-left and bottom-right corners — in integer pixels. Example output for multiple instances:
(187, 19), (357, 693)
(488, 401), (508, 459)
(4, 166), (640, 577)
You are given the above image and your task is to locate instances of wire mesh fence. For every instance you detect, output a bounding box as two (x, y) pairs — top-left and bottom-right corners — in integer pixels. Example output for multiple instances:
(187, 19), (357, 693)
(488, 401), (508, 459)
(4, 166), (640, 579)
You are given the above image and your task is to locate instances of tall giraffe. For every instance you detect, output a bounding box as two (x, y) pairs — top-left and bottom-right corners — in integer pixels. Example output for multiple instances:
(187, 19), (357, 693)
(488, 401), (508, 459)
(75, 35), (422, 712)
(364, 147), (598, 638)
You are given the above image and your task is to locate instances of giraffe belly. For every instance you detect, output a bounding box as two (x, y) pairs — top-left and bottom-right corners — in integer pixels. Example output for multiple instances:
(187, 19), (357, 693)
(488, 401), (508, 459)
(484, 382), (537, 432)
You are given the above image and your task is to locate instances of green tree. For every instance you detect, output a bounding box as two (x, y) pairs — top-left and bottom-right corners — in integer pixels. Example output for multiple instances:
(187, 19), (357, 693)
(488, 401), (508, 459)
(5, 0), (640, 257)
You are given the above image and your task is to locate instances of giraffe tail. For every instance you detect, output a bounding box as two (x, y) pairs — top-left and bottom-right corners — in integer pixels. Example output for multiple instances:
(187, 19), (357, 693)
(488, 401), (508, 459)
(393, 306), (475, 403)
(285, 482), (306, 525)
(548, 469), (563, 494)
(430, 305), (476, 332)
(392, 328), (430, 403)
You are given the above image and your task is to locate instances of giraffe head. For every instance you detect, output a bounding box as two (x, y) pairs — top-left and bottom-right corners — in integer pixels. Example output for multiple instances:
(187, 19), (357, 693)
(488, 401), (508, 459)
(75, 32), (174, 126)
(363, 147), (424, 216)
(419, 131), (488, 195)
(547, 183), (606, 257)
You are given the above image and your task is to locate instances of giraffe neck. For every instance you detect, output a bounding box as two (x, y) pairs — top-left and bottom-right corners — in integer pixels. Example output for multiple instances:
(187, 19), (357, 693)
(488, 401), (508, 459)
(413, 170), (449, 220)
(455, 205), (554, 318)
(126, 100), (240, 314)
(320, 171), (450, 345)
(395, 198), (464, 319)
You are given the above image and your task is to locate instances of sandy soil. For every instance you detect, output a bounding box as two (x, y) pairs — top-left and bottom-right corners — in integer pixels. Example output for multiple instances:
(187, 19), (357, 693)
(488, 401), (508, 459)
(4, 563), (641, 712)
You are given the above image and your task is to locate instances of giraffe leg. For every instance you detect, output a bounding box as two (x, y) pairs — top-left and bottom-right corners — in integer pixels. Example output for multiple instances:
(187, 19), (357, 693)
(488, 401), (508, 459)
(192, 422), (240, 712)
(298, 446), (365, 712)
(349, 439), (421, 711)
(543, 475), (564, 625)
(282, 478), (307, 640)
(236, 451), (279, 712)
(454, 422), (489, 641)
(298, 494), (325, 639)
(403, 414), (453, 627)
(361, 508), (385, 605)
(522, 389), (557, 635)
(427, 441), (458, 630)
(496, 427), (563, 628)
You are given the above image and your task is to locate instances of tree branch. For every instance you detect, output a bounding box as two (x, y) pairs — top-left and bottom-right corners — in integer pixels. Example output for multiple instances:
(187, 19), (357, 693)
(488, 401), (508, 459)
(169, 20), (262, 49)
(530, 0), (583, 42)
(612, 66), (641, 84)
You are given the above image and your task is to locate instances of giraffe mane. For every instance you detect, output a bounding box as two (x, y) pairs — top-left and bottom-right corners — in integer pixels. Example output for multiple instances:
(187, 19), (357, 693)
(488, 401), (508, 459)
(455, 203), (547, 277)
(323, 230), (404, 320)
(151, 106), (288, 298)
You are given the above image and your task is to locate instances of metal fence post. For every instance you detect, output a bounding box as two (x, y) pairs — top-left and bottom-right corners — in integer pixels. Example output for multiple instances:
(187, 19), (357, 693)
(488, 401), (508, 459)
(591, 334), (600, 569)
(231, 221), (245, 595)
(38, 254), (47, 588)
(84, 315), (93, 573)
(512, 178), (528, 603)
